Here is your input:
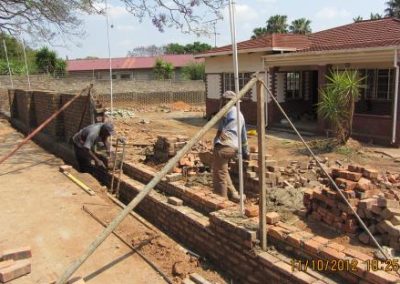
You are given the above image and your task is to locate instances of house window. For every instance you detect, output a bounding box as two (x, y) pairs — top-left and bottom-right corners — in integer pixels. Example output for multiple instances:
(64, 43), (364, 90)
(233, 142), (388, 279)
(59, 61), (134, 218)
(222, 73), (252, 98)
(360, 69), (394, 100)
(286, 72), (301, 100)
(111, 74), (117, 80)
(120, 74), (131, 80)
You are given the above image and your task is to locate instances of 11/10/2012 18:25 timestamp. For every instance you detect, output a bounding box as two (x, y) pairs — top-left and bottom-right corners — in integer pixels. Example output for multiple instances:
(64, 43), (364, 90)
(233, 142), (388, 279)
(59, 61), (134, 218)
(291, 259), (400, 272)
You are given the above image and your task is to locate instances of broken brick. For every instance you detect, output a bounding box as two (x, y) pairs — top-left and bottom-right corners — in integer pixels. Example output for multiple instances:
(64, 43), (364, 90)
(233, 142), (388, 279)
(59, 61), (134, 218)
(245, 206), (259, 218)
(266, 212), (280, 225)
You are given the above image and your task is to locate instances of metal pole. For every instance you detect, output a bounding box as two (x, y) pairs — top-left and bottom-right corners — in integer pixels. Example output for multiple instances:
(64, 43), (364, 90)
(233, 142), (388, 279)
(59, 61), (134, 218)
(56, 77), (258, 284)
(260, 80), (390, 260)
(228, 0), (244, 215)
(392, 49), (399, 144)
(0, 85), (93, 166)
(2, 39), (13, 88)
(21, 38), (31, 90)
(257, 80), (267, 250)
(105, 0), (113, 116)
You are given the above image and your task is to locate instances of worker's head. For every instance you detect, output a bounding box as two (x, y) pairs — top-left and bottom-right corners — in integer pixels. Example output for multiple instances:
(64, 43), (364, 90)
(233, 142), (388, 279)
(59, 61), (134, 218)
(100, 122), (115, 139)
(220, 91), (237, 108)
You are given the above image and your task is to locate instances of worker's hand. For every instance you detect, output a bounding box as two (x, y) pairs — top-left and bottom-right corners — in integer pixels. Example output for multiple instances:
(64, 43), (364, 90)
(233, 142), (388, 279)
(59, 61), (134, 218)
(243, 151), (250, 161)
(95, 160), (106, 168)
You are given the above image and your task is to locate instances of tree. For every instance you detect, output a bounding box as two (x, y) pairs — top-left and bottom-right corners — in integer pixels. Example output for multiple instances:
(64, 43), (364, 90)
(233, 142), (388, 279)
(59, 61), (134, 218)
(182, 62), (205, 80)
(35, 47), (66, 76)
(165, 42), (212, 54)
(127, 45), (166, 56)
(251, 27), (268, 39)
(385, 0), (400, 17)
(153, 58), (174, 79)
(289, 18), (312, 34)
(165, 43), (186, 54)
(370, 13), (383, 20)
(0, 0), (226, 42)
(318, 70), (364, 144)
(353, 16), (364, 22)
(266, 15), (288, 34)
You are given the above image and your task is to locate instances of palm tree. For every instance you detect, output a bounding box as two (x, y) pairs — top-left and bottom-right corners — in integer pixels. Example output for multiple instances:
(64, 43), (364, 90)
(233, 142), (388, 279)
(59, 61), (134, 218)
(289, 18), (312, 34)
(353, 16), (363, 22)
(385, 0), (400, 17)
(370, 13), (383, 20)
(251, 27), (268, 39)
(266, 15), (288, 34)
(318, 70), (365, 144)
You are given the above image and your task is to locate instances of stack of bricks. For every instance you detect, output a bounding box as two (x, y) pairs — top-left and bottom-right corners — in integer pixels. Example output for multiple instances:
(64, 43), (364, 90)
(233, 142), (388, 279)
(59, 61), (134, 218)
(0, 246), (31, 283)
(304, 164), (400, 251)
(153, 135), (189, 163)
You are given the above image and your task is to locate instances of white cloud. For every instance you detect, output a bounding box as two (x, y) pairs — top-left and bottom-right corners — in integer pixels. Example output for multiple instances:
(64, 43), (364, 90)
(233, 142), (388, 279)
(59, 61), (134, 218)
(316, 7), (351, 20)
(256, 0), (277, 3)
(115, 25), (138, 32)
(223, 3), (259, 23)
(93, 2), (129, 18)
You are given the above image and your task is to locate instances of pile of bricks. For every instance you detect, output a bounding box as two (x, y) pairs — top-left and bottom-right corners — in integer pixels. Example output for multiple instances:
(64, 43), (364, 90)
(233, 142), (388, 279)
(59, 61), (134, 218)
(0, 246), (31, 283)
(304, 164), (400, 250)
(153, 135), (189, 162)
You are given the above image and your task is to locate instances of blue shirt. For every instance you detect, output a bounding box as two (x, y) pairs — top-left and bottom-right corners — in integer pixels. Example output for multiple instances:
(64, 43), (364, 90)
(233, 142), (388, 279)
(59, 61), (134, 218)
(73, 123), (103, 150)
(214, 106), (248, 154)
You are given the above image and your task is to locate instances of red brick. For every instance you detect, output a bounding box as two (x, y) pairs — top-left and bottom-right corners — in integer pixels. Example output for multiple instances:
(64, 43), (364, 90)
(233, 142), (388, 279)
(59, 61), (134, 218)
(312, 236), (330, 245)
(274, 261), (293, 277)
(0, 259), (31, 282)
(335, 178), (357, 190)
(1, 246), (31, 261)
(356, 177), (373, 192)
(303, 239), (322, 255)
(268, 227), (288, 241)
(348, 164), (364, 173)
(320, 246), (346, 260)
(344, 248), (371, 262)
(266, 212), (280, 224)
(245, 206), (259, 217)
(258, 252), (279, 267)
(337, 170), (362, 181)
(366, 269), (399, 284)
(292, 271), (318, 284)
(363, 168), (379, 180)
(326, 242), (345, 252)
(0, 260), (13, 270)
(286, 232), (303, 248)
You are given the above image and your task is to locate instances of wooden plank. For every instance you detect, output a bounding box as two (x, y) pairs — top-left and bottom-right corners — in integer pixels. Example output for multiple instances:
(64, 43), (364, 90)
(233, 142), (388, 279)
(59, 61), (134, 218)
(257, 80), (267, 250)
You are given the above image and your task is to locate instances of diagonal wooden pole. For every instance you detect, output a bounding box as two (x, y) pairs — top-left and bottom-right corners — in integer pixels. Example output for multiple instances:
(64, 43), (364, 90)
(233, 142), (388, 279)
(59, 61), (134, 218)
(56, 77), (259, 284)
(257, 80), (267, 250)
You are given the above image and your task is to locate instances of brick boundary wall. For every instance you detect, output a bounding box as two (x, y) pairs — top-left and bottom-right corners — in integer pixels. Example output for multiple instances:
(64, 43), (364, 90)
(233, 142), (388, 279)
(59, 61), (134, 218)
(6, 89), (400, 284)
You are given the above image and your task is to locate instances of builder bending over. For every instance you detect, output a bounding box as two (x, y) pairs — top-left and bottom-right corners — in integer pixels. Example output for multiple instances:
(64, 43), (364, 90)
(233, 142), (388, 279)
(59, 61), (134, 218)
(213, 91), (249, 202)
(72, 122), (114, 172)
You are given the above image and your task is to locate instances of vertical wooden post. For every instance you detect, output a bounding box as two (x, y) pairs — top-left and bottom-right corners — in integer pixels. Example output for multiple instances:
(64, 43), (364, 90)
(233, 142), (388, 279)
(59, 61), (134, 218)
(257, 80), (267, 250)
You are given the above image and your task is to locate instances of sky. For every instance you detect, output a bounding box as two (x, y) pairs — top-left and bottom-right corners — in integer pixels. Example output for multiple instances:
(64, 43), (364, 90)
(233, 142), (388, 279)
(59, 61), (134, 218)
(53, 0), (387, 59)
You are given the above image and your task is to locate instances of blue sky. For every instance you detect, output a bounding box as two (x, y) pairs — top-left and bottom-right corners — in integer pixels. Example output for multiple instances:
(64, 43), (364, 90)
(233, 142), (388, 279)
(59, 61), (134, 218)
(54, 0), (387, 59)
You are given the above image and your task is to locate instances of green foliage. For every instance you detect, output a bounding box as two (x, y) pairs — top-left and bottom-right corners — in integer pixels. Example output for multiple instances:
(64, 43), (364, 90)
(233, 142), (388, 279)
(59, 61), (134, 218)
(289, 18), (312, 34)
(353, 16), (363, 22)
(318, 69), (364, 144)
(266, 15), (288, 34)
(251, 15), (312, 38)
(0, 60), (27, 75)
(153, 58), (174, 79)
(370, 13), (382, 20)
(385, 0), (400, 17)
(181, 62), (205, 80)
(165, 41), (212, 54)
(35, 47), (66, 76)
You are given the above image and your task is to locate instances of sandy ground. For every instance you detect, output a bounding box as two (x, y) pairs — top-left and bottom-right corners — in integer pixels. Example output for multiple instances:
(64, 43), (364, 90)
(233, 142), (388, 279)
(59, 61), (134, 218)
(0, 120), (168, 284)
(0, 116), (227, 284)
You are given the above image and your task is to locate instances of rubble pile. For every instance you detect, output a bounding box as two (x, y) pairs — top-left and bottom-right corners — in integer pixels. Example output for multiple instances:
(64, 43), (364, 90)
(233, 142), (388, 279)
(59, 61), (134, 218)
(154, 135), (189, 162)
(304, 164), (400, 250)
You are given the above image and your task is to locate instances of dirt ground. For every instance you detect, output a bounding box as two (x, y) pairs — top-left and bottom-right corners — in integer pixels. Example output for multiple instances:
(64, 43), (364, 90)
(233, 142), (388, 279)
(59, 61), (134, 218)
(110, 109), (400, 257)
(0, 117), (226, 284)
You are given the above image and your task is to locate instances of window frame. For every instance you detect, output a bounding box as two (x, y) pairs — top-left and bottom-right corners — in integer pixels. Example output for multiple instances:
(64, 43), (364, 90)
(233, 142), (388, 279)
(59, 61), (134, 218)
(285, 72), (303, 100)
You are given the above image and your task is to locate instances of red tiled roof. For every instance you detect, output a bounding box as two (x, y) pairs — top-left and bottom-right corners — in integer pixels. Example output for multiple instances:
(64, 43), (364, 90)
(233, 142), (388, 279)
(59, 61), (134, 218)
(67, 55), (203, 72)
(197, 34), (310, 56)
(198, 17), (400, 57)
(304, 17), (400, 52)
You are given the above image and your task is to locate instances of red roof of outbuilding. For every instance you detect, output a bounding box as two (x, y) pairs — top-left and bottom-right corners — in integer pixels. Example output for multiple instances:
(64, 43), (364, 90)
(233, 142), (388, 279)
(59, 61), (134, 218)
(67, 54), (203, 72)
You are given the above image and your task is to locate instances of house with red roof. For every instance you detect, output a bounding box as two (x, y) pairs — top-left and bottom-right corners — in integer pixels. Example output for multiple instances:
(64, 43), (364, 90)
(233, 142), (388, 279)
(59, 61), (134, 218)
(67, 54), (203, 80)
(196, 18), (400, 146)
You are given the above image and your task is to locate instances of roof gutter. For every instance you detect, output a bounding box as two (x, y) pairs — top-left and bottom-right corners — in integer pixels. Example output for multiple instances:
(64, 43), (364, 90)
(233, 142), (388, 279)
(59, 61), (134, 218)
(194, 47), (298, 58)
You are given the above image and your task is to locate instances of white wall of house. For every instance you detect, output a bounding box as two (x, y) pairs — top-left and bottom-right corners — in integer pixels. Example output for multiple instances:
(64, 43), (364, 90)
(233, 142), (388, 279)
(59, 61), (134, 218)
(276, 73), (286, 103)
(204, 52), (272, 101)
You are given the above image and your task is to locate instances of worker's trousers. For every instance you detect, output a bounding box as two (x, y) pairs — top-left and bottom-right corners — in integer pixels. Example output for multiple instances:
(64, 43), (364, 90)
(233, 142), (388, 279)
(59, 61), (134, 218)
(73, 144), (91, 173)
(212, 144), (237, 198)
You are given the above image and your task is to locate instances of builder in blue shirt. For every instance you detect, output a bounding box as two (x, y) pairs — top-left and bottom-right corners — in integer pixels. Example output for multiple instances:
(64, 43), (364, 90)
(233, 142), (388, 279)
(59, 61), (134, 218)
(213, 91), (249, 202)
